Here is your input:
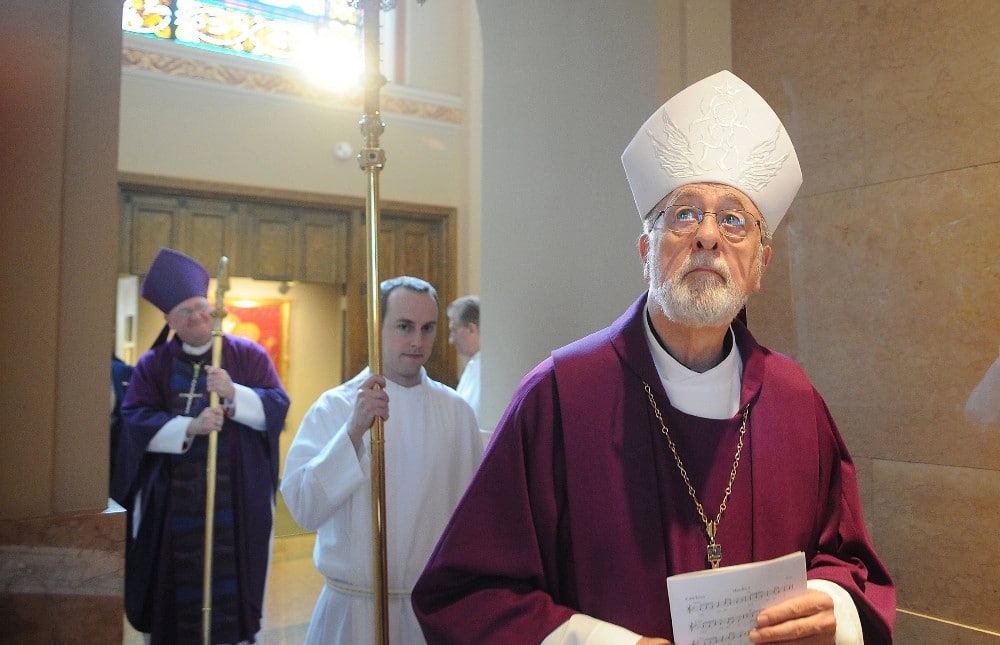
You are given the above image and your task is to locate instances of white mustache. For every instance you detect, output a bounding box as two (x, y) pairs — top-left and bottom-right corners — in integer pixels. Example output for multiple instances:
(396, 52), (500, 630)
(680, 253), (730, 279)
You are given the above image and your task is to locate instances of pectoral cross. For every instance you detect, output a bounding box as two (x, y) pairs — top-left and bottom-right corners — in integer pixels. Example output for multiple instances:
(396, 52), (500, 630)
(179, 363), (203, 414)
(706, 521), (722, 569)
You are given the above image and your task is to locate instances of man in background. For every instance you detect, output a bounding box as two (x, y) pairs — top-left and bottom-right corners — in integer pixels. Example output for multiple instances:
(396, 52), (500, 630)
(112, 247), (290, 644)
(447, 295), (481, 423)
(281, 276), (483, 644)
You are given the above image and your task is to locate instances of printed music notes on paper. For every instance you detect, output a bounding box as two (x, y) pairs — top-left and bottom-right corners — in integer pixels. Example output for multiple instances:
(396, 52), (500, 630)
(666, 551), (806, 645)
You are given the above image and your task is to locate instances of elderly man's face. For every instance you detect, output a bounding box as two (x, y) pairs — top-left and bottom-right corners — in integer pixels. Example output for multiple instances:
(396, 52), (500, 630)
(639, 182), (771, 328)
(166, 295), (214, 347)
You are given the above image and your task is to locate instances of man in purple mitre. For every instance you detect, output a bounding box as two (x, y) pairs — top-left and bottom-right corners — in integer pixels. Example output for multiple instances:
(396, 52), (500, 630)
(111, 248), (289, 644)
(412, 70), (895, 644)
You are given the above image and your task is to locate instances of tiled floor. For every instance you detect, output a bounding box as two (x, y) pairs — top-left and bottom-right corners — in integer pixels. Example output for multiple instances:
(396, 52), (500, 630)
(259, 533), (325, 644)
(123, 532), (325, 644)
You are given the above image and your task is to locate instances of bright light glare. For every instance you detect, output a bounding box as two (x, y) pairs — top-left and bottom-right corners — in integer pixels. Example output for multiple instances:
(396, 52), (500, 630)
(296, 29), (363, 92)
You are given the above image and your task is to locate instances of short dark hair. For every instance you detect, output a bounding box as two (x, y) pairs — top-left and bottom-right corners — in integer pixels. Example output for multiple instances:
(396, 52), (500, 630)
(379, 276), (439, 322)
(448, 295), (480, 328)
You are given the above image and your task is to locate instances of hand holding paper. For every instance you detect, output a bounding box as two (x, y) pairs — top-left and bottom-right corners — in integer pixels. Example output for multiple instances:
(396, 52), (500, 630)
(667, 551), (807, 645)
(748, 587), (836, 644)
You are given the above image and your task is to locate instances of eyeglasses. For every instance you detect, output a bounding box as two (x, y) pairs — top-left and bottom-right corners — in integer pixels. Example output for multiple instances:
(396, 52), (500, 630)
(171, 299), (212, 319)
(652, 205), (761, 241)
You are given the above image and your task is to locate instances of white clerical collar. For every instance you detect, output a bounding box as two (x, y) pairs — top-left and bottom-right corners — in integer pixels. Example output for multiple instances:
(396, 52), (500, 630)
(643, 305), (743, 419)
(183, 340), (213, 356)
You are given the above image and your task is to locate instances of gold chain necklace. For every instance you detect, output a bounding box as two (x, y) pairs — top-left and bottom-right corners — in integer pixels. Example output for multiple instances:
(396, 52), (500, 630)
(643, 382), (749, 569)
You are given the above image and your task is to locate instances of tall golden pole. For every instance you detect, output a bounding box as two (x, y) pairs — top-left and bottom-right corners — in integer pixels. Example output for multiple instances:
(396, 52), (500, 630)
(202, 256), (230, 645)
(358, 1), (389, 643)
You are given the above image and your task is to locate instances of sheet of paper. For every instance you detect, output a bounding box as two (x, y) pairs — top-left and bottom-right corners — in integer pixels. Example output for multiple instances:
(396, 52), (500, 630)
(667, 551), (807, 645)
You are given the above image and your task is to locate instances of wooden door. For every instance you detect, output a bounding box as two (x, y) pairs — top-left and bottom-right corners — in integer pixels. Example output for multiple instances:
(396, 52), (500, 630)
(119, 179), (458, 385)
(344, 208), (457, 386)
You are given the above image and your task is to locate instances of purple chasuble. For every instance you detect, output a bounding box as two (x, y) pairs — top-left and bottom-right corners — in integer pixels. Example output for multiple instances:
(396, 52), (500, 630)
(112, 334), (289, 644)
(412, 292), (894, 644)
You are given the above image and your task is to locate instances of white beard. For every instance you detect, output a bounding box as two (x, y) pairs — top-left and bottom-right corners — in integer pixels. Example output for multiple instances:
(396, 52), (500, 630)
(647, 249), (751, 328)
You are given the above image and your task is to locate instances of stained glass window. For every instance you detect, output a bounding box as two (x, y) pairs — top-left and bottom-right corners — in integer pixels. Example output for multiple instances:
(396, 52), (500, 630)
(122, 0), (385, 85)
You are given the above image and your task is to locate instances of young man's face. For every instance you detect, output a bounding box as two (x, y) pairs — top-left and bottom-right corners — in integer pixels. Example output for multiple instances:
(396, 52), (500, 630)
(381, 288), (439, 387)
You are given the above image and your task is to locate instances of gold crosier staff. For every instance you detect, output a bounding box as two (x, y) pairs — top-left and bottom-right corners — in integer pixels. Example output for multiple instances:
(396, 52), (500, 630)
(351, 1), (427, 640)
(357, 0), (389, 641)
(202, 256), (230, 645)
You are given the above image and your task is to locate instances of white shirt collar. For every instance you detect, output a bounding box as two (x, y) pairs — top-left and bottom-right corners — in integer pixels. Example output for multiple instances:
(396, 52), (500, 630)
(642, 304), (743, 419)
(183, 339), (213, 356)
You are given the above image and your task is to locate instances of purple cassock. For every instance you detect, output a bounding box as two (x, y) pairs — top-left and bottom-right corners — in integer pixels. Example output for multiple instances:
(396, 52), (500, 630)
(412, 292), (895, 643)
(111, 333), (289, 644)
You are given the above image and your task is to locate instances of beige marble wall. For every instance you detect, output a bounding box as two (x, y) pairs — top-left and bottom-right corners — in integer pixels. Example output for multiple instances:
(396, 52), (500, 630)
(0, 510), (125, 644)
(0, 1), (125, 642)
(734, 0), (1000, 639)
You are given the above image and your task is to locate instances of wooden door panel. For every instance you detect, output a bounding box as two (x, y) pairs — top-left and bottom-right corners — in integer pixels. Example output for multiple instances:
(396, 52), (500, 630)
(126, 195), (178, 275)
(246, 204), (297, 281)
(301, 210), (349, 284)
(183, 198), (237, 274)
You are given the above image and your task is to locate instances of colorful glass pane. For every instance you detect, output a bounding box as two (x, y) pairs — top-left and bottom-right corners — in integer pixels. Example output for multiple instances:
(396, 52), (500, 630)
(122, 0), (361, 66)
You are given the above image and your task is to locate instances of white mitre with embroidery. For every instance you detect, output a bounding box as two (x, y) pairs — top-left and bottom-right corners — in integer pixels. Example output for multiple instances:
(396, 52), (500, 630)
(621, 70), (802, 232)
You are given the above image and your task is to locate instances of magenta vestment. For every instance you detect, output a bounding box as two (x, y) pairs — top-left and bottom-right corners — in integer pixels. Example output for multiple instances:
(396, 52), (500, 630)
(412, 293), (894, 643)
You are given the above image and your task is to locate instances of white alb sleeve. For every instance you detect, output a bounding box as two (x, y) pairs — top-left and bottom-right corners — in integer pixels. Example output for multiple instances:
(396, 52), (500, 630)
(807, 578), (864, 644)
(147, 416), (193, 454)
(228, 382), (266, 430)
(541, 614), (643, 645)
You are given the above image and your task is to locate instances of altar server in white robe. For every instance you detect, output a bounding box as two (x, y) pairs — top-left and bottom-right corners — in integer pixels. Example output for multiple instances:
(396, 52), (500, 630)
(281, 276), (483, 645)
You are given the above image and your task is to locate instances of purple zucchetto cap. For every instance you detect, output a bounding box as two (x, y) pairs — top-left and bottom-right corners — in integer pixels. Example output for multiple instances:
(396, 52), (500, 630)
(141, 248), (210, 314)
